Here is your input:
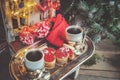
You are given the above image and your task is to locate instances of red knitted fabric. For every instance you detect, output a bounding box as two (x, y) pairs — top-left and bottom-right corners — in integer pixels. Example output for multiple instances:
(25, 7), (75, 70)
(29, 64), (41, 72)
(46, 14), (69, 47)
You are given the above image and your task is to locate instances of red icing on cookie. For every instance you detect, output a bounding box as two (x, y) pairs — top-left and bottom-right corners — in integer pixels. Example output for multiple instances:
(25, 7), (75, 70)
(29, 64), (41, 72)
(56, 46), (72, 58)
(67, 49), (73, 57)
(43, 48), (55, 62)
(44, 53), (55, 62)
(44, 48), (55, 54)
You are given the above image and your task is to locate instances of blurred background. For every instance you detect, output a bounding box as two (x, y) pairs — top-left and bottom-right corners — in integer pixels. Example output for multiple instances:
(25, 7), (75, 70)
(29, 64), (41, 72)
(0, 0), (120, 80)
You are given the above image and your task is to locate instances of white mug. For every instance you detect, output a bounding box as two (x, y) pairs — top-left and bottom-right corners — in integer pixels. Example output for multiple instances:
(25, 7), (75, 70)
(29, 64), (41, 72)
(24, 48), (44, 71)
(66, 25), (83, 43)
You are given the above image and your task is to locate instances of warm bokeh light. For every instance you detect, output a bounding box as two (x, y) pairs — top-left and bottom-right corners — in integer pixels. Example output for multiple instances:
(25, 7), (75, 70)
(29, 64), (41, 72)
(13, 0), (17, 2)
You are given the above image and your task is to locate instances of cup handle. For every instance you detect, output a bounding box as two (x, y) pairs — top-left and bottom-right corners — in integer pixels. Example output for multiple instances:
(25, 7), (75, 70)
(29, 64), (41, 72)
(82, 33), (86, 44)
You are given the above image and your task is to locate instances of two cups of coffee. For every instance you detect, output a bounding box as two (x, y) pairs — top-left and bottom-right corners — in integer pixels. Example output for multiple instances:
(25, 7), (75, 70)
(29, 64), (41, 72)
(24, 25), (84, 71)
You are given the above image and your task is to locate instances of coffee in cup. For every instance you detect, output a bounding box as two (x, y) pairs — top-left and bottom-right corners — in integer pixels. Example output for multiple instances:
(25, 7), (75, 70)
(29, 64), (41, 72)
(24, 49), (44, 71)
(66, 25), (83, 43)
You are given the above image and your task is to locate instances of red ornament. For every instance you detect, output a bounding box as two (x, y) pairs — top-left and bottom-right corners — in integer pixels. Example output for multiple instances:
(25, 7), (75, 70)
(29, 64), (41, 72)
(19, 27), (34, 45)
(33, 21), (50, 38)
(37, 3), (46, 12)
(37, 0), (60, 19)
(53, 1), (60, 10)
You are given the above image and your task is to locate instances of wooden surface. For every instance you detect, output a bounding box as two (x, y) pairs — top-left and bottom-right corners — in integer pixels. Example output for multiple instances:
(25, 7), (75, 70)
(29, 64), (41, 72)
(9, 40), (25, 53)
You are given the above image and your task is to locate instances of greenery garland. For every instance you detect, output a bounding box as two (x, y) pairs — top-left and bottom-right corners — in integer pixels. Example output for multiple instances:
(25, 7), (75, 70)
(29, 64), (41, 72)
(60, 0), (120, 66)
(60, 0), (120, 45)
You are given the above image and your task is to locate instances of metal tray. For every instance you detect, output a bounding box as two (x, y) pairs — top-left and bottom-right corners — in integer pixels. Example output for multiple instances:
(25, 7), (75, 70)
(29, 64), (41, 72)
(9, 36), (95, 80)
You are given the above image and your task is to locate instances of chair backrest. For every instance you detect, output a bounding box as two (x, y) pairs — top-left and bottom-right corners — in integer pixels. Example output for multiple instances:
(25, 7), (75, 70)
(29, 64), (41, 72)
(0, 1), (7, 44)
(0, 41), (12, 79)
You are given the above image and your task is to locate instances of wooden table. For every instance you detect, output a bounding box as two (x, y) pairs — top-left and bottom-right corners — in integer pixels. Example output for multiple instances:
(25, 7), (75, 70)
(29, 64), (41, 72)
(9, 37), (95, 80)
